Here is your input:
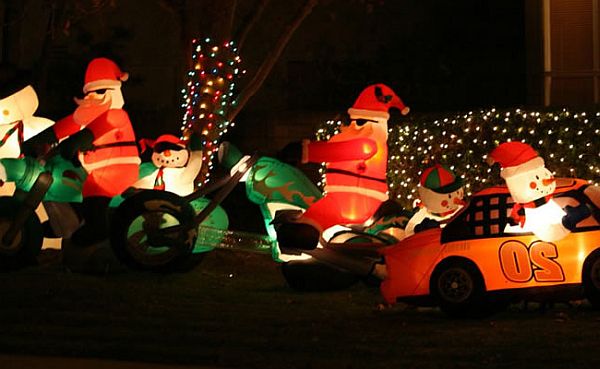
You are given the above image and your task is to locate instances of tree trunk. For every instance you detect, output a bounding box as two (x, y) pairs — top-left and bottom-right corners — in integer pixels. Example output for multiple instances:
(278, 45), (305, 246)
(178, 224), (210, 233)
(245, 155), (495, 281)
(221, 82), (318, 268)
(235, 0), (270, 51)
(227, 0), (319, 122)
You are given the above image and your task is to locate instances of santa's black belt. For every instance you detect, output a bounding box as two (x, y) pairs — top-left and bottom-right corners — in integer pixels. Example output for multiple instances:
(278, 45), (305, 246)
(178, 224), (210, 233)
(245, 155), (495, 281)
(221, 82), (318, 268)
(87, 141), (138, 151)
(325, 168), (387, 184)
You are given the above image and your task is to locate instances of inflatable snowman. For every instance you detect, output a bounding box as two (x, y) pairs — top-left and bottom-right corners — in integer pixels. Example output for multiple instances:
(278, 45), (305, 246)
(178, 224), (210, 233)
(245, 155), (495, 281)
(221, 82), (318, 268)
(134, 134), (203, 196)
(404, 164), (465, 237)
(489, 141), (588, 242)
(0, 74), (53, 197)
(0, 87), (53, 159)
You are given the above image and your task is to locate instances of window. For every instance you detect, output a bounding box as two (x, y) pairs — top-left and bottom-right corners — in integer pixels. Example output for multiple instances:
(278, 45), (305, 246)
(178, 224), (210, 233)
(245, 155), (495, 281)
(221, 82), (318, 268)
(441, 193), (513, 243)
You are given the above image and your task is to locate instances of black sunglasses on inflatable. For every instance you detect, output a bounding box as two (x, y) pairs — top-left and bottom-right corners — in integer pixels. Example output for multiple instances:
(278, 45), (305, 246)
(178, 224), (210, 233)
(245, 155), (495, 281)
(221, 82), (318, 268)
(84, 88), (114, 96)
(343, 118), (378, 126)
(153, 142), (186, 153)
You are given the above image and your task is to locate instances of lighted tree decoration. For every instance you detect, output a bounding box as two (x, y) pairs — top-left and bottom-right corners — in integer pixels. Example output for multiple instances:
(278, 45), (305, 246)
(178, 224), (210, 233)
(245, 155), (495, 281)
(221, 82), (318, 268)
(180, 37), (243, 184)
(318, 108), (600, 209)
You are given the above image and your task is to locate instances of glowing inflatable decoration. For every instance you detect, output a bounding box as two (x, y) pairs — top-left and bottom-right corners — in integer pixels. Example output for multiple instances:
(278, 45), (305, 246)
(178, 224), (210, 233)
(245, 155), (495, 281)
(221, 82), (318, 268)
(404, 164), (465, 237)
(489, 141), (571, 242)
(0, 78), (58, 248)
(307, 84), (408, 228)
(135, 134), (203, 196)
(0, 83), (54, 200)
(0, 85), (54, 160)
(276, 83), (409, 250)
(218, 142), (322, 261)
(45, 57), (139, 246)
(134, 133), (229, 253)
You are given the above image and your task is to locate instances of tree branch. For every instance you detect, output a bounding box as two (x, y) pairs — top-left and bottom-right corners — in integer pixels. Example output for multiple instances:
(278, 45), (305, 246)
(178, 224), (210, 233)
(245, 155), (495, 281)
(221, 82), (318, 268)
(227, 0), (319, 122)
(234, 0), (270, 51)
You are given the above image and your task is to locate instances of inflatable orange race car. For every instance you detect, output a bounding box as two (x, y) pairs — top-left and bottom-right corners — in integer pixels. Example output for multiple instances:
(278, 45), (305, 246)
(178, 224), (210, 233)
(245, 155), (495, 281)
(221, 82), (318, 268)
(381, 178), (600, 317)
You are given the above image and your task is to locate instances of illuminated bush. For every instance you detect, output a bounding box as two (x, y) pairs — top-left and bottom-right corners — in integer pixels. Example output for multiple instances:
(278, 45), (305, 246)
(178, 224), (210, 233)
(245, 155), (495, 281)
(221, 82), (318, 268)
(318, 108), (600, 208)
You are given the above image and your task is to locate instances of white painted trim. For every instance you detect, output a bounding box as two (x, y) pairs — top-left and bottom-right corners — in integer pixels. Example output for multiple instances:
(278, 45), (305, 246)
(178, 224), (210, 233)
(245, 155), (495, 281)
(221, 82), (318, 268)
(593, 0), (599, 103)
(543, 0), (552, 106)
(80, 156), (141, 171)
(324, 185), (389, 202)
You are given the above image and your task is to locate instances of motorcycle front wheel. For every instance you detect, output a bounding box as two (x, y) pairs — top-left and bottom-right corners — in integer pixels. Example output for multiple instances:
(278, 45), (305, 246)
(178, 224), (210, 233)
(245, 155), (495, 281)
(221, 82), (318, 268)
(110, 190), (199, 272)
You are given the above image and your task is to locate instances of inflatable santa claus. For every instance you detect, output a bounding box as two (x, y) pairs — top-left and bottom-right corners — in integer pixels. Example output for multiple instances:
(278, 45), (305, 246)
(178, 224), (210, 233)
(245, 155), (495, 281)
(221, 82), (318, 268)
(276, 83), (409, 250)
(22, 57), (140, 247)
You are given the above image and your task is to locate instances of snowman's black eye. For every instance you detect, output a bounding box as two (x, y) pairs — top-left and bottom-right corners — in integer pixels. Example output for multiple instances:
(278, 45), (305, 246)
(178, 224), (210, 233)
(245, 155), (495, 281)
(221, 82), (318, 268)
(536, 175), (540, 180)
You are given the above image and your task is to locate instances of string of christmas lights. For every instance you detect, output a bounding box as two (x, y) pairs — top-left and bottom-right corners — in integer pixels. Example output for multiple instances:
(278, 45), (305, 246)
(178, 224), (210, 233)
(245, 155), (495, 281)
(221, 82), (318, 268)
(179, 37), (244, 184)
(317, 108), (600, 209)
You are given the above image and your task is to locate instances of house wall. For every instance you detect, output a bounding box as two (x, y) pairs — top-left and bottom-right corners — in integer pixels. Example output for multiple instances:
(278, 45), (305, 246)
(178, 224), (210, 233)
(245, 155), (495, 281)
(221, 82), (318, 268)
(541, 0), (600, 106)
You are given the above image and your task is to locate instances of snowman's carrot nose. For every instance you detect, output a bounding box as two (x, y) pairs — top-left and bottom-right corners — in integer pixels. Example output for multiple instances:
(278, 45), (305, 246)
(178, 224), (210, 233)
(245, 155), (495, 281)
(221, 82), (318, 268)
(542, 177), (556, 186)
(454, 197), (466, 206)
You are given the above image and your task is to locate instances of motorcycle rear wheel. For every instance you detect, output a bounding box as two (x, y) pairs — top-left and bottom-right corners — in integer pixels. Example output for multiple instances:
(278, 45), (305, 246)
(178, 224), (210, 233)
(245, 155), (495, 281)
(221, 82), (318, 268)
(0, 196), (43, 270)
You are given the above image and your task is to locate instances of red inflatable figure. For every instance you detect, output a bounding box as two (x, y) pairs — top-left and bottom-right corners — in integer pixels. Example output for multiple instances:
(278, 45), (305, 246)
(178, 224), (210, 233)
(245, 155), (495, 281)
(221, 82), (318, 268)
(24, 58), (140, 246)
(277, 83), (409, 250)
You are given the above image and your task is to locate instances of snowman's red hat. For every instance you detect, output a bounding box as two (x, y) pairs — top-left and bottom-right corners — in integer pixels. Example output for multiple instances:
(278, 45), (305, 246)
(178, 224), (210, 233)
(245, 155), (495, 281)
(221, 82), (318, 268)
(488, 141), (545, 179)
(347, 83), (410, 120)
(83, 58), (129, 94)
(139, 134), (186, 153)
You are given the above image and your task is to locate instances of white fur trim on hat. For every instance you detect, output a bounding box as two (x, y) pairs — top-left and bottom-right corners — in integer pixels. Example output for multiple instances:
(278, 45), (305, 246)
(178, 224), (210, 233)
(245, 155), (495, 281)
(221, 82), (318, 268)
(83, 79), (122, 94)
(500, 156), (545, 179)
(347, 108), (389, 120)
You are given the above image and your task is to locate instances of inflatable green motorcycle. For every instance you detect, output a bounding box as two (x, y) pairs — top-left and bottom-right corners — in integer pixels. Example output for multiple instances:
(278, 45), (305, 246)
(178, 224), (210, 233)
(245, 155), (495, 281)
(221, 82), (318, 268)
(0, 142), (410, 292)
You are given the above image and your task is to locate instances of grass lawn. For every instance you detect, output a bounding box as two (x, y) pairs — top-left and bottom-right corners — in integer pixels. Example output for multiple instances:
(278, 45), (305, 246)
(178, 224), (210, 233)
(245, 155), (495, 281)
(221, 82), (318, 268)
(1, 249), (600, 369)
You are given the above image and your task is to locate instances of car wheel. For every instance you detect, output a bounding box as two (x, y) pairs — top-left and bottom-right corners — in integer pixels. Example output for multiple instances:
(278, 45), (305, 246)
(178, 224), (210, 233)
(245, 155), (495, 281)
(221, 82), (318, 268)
(281, 258), (361, 292)
(0, 196), (43, 270)
(583, 251), (600, 309)
(110, 190), (199, 272)
(430, 258), (493, 318)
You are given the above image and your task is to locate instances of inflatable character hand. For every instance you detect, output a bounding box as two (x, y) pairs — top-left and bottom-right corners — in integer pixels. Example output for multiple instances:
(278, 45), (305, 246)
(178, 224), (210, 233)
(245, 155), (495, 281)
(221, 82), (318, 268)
(562, 204), (591, 231)
(187, 133), (202, 151)
(58, 128), (94, 165)
(21, 127), (58, 158)
(277, 141), (303, 166)
(414, 218), (440, 233)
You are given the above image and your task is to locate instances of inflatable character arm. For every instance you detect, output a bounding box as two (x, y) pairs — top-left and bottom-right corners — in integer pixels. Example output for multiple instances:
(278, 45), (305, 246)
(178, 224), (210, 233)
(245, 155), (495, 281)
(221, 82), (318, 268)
(303, 138), (377, 163)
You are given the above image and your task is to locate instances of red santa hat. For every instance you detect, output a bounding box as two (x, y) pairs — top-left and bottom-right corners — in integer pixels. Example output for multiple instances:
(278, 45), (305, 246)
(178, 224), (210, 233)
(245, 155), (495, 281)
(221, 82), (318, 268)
(139, 134), (186, 153)
(347, 83), (410, 120)
(488, 142), (545, 179)
(83, 58), (129, 94)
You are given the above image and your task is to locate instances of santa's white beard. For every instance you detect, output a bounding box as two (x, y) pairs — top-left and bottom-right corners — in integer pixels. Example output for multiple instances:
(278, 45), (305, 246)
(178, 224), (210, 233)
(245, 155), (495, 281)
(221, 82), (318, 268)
(521, 200), (569, 242)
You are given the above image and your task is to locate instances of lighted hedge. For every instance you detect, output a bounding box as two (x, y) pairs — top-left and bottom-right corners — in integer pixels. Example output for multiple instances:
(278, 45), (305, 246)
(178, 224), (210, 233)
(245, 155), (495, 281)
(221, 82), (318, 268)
(317, 108), (600, 209)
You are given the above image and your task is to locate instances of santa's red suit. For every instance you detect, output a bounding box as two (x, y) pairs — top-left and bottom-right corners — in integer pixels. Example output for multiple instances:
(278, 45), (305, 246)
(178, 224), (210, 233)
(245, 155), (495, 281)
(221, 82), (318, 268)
(54, 108), (139, 198)
(301, 121), (389, 230)
(276, 84), (408, 250)
(55, 58), (140, 247)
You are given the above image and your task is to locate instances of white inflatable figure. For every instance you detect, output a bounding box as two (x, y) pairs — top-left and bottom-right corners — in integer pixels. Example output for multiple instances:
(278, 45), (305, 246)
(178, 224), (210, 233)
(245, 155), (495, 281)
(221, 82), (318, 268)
(0, 69), (54, 200)
(0, 76), (57, 248)
(134, 134), (203, 196)
(488, 141), (585, 242)
(0, 85), (54, 197)
(404, 164), (465, 238)
(0, 85), (54, 159)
